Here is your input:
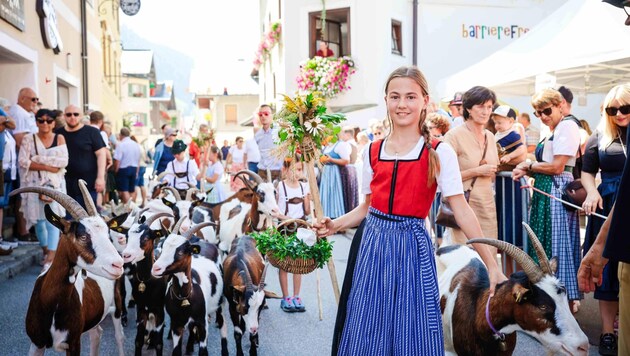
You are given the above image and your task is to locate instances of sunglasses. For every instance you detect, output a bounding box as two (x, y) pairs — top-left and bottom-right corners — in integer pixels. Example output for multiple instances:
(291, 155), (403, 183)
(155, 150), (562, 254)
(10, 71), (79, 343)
(65, 112), (81, 117)
(605, 105), (630, 116)
(258, 112), (270, 116)
(36, 118), (55, 124)
(533, 107), (553, 118)
(30, 97), (39, 103)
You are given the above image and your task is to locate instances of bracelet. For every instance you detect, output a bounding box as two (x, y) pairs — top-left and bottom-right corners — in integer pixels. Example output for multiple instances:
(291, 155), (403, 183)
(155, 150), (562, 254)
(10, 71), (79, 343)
(528, 162), (534, 172)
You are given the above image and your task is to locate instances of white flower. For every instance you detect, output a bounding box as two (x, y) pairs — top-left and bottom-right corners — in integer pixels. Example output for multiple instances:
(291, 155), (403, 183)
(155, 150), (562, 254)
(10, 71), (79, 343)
(304, 117), (324, 136)
(296, 228), (317, 247)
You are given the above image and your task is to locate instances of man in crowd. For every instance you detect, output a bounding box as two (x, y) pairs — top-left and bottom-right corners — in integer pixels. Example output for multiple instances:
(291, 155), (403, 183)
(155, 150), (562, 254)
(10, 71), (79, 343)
(447, 92), (465, 128)
(113, 127), (140, 204)
(56, 105), (107, 211)
(221, 139), (230, 165)
(517, 112), (540, 160)
(245, 135), (260, 173)
(254, 104), (282, 182)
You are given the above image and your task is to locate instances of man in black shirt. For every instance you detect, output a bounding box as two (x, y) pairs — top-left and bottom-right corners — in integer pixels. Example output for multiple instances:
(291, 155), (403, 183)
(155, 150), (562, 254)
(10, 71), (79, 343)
(56, 105), (107, 212)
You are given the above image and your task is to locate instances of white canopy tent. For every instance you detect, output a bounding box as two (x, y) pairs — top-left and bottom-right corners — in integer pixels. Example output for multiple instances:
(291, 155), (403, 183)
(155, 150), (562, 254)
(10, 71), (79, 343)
(437, 0), (630, 98)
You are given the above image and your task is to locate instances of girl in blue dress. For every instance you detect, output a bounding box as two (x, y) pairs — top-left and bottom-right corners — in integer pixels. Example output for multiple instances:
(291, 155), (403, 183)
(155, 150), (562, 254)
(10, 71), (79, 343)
(314, 66), (505, 356)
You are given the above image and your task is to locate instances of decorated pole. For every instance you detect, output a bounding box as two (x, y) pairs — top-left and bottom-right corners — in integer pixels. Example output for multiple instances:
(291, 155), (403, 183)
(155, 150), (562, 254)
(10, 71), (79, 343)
(275, 92), (344, 304)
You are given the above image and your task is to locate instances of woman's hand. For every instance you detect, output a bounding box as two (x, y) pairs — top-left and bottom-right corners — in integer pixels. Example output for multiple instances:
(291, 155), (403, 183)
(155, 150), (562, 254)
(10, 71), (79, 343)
(476, 164), (497, 177)
(319, 155), (330, 164)
(512, 167), (528, 180)
(47, 165), (60, 173)
(487, 265), (508, 297)
(582, 191), (603, 215)
(312, 217), (336, 238)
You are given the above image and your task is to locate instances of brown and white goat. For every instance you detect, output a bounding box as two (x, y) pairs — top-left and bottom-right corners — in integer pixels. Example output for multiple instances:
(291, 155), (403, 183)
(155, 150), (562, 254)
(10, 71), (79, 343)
(437, 223), (589, 356)
(223, 235), (281, 356)
(216, 170), (280, 253)
(13, 182), (125, 356)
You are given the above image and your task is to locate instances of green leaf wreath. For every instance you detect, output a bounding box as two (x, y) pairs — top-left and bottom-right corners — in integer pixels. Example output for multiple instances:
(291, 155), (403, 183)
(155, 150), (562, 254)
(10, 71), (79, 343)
(252, 227), (334, 269)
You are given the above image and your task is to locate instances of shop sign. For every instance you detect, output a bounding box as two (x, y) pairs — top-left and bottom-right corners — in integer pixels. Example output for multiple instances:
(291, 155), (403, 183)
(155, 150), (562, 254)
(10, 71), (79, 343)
(0, 0), (25, 31)
(36, 0), (63, 54)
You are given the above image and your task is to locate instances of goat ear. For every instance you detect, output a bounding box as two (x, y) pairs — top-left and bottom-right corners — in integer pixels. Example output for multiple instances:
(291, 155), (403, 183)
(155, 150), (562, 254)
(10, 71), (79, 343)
(107, 213), (129, 230)
(512, 284), (530, 304)
(264, 290), (282, 299)
(232, 285), (246, 294)
(189, 244), (201, 255)
(192, 200), (202, 207)
(151, 228), (165, 240)
(44, 204), (70, 233)
(162, 197), (174, 208)
(114, 226), (129, 235)
(549, 257), (558, 275)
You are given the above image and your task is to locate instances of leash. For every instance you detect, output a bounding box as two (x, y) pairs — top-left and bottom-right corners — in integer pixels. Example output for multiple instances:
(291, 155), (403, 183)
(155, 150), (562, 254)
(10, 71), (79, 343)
(520, 184), (607, 220)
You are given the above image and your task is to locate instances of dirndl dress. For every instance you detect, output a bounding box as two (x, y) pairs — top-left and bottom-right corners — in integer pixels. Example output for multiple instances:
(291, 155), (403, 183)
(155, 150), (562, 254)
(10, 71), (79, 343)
(339, 164), (358, 213)
(320, 144), (345, 219)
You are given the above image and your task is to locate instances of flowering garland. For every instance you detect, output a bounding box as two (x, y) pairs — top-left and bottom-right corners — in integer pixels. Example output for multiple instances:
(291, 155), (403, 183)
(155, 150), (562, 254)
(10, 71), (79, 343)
(275, 92), (345, 162)
(296, 56), (355, 99)
(253, 21), (282, 69)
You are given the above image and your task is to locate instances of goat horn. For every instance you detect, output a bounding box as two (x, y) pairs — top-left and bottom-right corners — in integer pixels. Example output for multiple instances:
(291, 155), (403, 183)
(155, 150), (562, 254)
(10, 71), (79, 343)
(78, 179), (98, 217)
(10, 187), (88, 220)
(522, 222), (552, 275)
(185, 188), (200, 201)
(133, 207), (151, 225)
(163, 186), (181, 201)
(258, 261), (270, 291)
(185, 181), (197, 188)
(156, 171), (169, 181)
(466, 238), (544, 284)
(238, 259), (255, 290)
(182, 222), (216, 240)
(144, 212), (173, 228)
(234, 170), (263, 186)
(171, 216), (188, 235)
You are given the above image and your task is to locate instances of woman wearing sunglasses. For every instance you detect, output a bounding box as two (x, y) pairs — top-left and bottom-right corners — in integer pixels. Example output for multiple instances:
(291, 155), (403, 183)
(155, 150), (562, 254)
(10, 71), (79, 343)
(580, 84), (630, 354)
(512, 88), (582, 313)
(17, 109), (68, 270)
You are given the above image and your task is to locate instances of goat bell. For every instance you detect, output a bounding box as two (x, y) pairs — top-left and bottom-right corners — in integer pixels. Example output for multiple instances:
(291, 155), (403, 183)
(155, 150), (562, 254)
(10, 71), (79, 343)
(181, 299), (191, 307)
(138, 282), (146, 293)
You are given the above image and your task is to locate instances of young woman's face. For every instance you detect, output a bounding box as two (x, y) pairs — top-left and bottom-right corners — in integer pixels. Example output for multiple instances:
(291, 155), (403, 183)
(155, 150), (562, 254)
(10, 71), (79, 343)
(385, 77), (428, 131)
(607, 98), (630, 128)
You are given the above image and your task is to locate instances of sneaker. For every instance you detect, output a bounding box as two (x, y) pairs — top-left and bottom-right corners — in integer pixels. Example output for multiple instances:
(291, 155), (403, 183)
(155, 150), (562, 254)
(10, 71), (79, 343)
(292, 296), (306, 312)
(599, 333), (617, 356)
(0, 238), (18, 249)
(280, 297), (295, 312)
(0, 245), (13, 256)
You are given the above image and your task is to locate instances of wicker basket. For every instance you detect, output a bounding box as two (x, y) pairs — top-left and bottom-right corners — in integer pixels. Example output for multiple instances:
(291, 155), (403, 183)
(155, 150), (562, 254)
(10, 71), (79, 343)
(266, 219), (318, 275)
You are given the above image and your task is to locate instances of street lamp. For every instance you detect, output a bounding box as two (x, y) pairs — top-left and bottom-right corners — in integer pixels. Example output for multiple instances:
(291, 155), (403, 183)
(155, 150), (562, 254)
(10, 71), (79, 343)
(98, 0), (142, 16)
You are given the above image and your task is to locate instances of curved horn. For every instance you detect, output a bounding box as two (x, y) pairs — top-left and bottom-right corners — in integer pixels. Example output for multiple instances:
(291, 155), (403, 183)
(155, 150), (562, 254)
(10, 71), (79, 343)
(522, 222), (552, 275)
(185, 181), (197, 188)
(133, 207), (151, 225)
(466, 238), (544, 284)
(10, 186), (88, 220)
(238, 259), (255, 290)
(234, 170), (263, 186)
(144, 212), (173, 228)
(171, 216), (188, 235)
(258, 262), (270, 291)
(156, 171), (169, 181)
(182, 222), (216, 240)
(163, 186), (181, 201)
(185, 187), (200, 201)
(78, 179), (98, 216)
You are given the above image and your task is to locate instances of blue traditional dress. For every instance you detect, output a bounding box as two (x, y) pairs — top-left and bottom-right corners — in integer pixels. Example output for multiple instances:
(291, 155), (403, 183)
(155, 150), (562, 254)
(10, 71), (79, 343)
(319, 142), (345, 219)
(332, 137), (463, 356)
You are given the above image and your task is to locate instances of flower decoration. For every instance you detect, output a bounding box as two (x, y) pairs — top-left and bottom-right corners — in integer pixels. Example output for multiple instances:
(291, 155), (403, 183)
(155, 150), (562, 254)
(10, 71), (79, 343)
(253, 21), (282, 70)
(296, 56), (355, 99)
(275, 91), (345, 162)
(192, 128), (215, 148)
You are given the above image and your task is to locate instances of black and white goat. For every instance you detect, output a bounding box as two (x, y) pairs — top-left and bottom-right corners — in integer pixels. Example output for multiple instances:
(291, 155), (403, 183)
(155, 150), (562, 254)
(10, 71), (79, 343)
(13, 182), (125, 356)
(152, 222), (227, 356)
(437, 223), (589, 356)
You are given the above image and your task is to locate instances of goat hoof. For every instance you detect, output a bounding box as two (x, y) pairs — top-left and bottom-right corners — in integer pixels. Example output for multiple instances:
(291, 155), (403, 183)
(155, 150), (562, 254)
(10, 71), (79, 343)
(121, 315), (128, 327)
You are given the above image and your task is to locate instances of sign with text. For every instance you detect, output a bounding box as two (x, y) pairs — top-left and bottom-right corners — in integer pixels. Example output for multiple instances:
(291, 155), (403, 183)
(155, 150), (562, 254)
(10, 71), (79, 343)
(0, 0), (25, 31)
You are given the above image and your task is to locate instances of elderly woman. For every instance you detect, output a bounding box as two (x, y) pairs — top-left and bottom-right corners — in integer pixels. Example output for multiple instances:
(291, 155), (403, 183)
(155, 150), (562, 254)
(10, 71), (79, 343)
(18, 109), (68, 269)
(512, 88), (582, 311)
(581, 84), (630, 352)
(443, 86), (499, 248)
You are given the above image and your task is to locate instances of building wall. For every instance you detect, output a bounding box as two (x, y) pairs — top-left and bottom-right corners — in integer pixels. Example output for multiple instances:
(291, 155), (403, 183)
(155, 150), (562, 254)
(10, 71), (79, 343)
(122, 76), (151, 139)
(0, 0), (103, 112)
(98, 0), (123, 131)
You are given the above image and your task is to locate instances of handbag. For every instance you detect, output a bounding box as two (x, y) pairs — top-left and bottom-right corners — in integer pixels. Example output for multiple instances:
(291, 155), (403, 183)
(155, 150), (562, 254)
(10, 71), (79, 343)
(33, 134), (54, 203)
(436, 133), (488, 229)
(561, 179), (586, 210)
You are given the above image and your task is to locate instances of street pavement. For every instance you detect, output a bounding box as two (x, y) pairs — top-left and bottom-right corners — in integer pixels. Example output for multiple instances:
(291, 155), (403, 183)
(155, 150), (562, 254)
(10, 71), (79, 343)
(0, 231), (599, 355)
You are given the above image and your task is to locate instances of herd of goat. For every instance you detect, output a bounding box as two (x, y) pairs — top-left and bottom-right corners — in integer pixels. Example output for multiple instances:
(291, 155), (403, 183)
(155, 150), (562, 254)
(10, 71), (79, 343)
(13, 169), (590, 356)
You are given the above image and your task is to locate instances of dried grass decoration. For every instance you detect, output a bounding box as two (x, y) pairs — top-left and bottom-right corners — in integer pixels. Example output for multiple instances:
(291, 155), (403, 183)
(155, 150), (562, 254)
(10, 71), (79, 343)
(274, 91), (345, 303)
(191, 128), (215, 149)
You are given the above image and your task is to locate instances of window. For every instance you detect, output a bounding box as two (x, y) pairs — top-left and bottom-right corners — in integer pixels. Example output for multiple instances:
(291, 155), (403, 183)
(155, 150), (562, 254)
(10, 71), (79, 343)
(128, 113), (148, 127)
(392, 20), (402, 55)
(128, 83), (147, 98)
(225, 104), (237, 124)
(309, 8), (350, 58)
(198, 98), (211, 109)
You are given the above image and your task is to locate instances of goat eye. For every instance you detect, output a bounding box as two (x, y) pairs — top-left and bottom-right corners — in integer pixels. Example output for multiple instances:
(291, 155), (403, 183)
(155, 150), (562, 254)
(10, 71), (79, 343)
(539, 305), (548, 311)
(78, 235), (88, 242)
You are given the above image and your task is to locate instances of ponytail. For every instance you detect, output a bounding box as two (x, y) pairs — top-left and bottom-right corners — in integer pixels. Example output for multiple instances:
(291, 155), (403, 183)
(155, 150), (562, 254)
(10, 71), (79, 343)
(419, 109), (440, 186)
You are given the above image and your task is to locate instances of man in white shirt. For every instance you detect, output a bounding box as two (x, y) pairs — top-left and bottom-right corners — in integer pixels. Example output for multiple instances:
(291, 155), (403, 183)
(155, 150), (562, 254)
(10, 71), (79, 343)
(113, 127), (141, 204)
(9, 87), (39, 149)
(254, 104), (282, 182)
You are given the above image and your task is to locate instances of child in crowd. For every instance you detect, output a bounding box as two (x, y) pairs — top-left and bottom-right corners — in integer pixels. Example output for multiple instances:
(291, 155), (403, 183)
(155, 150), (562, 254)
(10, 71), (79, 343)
(164, 139), (202, 200)
(203, 146), (227, 203)
(424, 112), (451, 140)
(493, 105), (527, 171)
(276, 155), (311, 312)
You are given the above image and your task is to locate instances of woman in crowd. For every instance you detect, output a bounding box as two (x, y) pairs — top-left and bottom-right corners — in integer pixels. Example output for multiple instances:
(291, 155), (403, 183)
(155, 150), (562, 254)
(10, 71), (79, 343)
(319, 136), (352, 220)
(512, 88), (583, 312)
(581, 84), (630, 353)
(425, 112), (451, 246)
(354, 131), (370, 204)
(153, 128), (178, 175)
(339, 127), (358, 214)
(443, 86), (499, 248)
(226, 136), (247, 191)
(18, 109), (68, 269)
(203, 146), (227, 203)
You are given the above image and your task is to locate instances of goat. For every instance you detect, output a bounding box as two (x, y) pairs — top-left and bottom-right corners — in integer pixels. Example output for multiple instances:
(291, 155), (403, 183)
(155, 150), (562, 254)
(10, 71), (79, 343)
(120, 212), (172, 356)
(223, 235), (281, 356)
(12, 181), (125, 356)
(437, 223), (589, 356)
(152, 222), (227, 356)
(217, 170), (280, 253)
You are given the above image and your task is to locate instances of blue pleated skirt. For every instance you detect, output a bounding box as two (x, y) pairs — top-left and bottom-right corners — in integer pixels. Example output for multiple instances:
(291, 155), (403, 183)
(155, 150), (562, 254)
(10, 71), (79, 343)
(320, 164), (345, 219)
(338, 207), (444, 356)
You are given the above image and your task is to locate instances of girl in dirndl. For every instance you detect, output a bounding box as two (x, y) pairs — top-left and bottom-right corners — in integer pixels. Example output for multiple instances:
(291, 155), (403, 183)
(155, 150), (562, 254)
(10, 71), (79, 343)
(512, 88), (583, 311)
(203, 146), (228, 203)
(314, 66), (505, 356)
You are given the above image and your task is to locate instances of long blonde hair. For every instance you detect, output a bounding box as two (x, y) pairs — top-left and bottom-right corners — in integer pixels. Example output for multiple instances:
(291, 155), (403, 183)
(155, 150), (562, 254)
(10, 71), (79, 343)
(384, 66), (440, 186)
(598, 84), (630, 148)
